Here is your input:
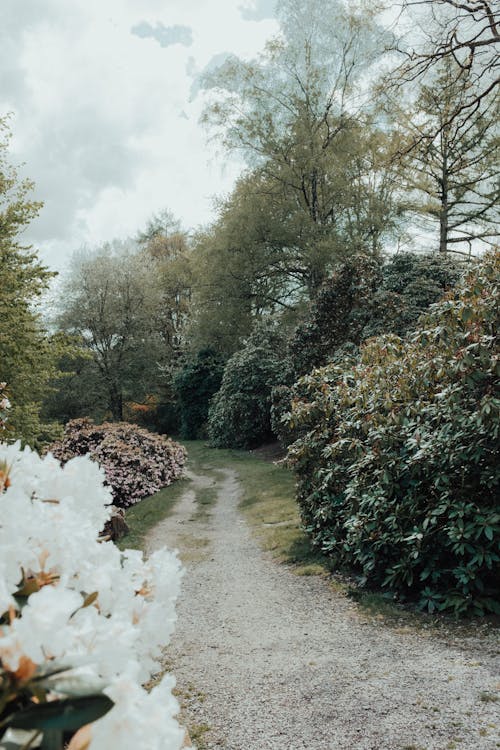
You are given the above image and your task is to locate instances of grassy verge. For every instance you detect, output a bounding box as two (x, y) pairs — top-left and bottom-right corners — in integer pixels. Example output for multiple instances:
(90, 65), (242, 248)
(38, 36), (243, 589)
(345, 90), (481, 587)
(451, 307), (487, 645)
(118, 475), (191, 551)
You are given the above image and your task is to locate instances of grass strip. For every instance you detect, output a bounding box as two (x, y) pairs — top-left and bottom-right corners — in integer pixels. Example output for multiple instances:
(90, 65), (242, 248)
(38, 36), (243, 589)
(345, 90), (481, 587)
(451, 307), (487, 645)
(119, 475), (191, 551)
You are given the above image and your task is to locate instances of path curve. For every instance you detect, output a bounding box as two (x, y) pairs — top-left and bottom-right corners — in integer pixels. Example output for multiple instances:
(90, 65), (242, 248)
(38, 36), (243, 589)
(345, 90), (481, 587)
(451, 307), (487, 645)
(146, 466), (499, 750)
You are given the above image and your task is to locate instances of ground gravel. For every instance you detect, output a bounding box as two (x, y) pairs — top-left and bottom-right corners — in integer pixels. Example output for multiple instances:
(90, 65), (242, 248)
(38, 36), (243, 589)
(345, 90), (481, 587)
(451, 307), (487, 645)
(146, 467), (500, 750)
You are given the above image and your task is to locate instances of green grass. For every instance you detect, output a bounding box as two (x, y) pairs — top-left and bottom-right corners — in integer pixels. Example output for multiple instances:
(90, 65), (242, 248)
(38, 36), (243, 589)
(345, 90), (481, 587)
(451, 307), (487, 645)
(118, 475), (190, 551)
(192, 483), (218, 521)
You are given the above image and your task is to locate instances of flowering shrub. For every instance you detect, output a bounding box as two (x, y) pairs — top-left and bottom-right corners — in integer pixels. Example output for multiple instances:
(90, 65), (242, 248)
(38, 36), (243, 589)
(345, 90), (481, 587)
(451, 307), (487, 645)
(0, 442), (188, 749)
(287, 254), (499, 616)
(48, 419), (186, 508)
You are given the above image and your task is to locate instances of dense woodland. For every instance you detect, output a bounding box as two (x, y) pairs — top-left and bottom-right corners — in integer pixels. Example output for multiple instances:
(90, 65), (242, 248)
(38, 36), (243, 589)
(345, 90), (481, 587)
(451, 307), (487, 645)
(1, 0), (499, 616)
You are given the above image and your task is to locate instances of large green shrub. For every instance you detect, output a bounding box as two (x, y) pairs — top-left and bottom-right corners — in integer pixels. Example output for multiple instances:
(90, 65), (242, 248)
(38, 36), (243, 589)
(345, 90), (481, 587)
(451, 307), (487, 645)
(288, 252), (460, 377)
(208, 324), (291, 449)
(174, 349), (224, 439)
(287, 254), (499, 615)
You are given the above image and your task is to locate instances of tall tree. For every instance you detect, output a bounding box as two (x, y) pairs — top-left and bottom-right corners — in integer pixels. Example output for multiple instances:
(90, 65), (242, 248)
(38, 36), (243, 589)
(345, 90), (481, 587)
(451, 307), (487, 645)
(0, 117), (65, 446)
(58, 244), (166, 421)
(395, 60), (499, 253)
(137, 210), (192, 365)
(394, 0), (499, 131)
(200, 0), (398, 294)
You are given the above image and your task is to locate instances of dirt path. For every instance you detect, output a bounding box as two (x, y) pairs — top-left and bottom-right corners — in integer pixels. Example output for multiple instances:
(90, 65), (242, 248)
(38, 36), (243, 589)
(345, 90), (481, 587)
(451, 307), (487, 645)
(146, 465), (499, 750)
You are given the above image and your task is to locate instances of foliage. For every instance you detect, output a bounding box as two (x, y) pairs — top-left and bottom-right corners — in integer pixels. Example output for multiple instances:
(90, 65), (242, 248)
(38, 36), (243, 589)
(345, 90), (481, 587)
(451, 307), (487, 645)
(0, 117), (68, 448)
(137, 210), (193, 378)
(57, 244), (170, 421)
(207, 324), (291, 449)
(49, 419), (186, 508)
(287, 254), (499, 615)
(174, 349), (225, 439)
(289, 252), (461, 377)
(391, 59), (499, 253)
(42, 348), (109, 425)
(0, 383), (11, 435)
(0, 441), (186, 750)
(123, 394), (160, 430)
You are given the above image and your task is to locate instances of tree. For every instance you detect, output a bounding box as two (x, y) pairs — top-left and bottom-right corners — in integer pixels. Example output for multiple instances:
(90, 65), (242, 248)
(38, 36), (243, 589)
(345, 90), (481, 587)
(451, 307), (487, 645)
(395, 0), (499, 130)
(174, 349), (225, 439)
(42, 350), (108, 424)
(58, 244), (167, 421)
(0, 117), (66, 446)
(200, 0), (399, 294)
(137, 209), (192, 361)
(188, 175), (305, 355)
(394, 60), (499, 253)
(136, 210), (193, 426)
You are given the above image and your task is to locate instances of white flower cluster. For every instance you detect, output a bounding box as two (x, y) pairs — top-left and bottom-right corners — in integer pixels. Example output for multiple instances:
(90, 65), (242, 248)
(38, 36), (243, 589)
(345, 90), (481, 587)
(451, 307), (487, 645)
(0, 442), (188, 750)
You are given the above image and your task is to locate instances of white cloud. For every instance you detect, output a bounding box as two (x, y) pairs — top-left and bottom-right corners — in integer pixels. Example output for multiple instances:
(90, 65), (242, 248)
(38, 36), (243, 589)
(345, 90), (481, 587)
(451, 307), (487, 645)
(239, 0), (277, 22)
(1, 0), (278, 271)
(131, 22), (193, 48)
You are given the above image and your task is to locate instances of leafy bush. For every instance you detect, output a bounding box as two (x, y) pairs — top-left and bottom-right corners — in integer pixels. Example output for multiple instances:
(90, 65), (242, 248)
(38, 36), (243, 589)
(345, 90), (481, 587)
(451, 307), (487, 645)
(208, 324), (291, 449)
(174, 349), (225, 439)
(49, 419), (186, 508)
(123, 394), (160, 430)
(288, 252), (460, 377)
(287, 254), (499, 615)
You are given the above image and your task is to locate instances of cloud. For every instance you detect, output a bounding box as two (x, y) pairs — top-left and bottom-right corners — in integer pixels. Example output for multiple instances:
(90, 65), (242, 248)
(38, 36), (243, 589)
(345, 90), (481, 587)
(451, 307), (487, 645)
(239, 0), (276, 22)
(131, 21), (193, 48)
(0, 0), (276, 272)
(188, 52), (235, 100)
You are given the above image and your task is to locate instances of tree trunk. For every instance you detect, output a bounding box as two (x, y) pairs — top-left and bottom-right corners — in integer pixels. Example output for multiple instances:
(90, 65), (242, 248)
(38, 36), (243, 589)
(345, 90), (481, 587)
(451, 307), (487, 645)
(439, 132), (449, 253)
(108, 385), (123, 421)
(439, 189), (449, 253)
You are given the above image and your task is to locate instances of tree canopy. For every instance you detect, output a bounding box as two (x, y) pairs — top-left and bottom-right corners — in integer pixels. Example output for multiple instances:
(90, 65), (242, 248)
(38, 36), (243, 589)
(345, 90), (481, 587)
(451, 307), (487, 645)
(0, 117), (66, 446)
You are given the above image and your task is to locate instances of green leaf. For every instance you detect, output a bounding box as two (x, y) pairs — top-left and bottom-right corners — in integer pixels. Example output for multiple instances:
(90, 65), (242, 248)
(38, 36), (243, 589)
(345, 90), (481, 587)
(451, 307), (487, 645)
(8, 694), (113, 732)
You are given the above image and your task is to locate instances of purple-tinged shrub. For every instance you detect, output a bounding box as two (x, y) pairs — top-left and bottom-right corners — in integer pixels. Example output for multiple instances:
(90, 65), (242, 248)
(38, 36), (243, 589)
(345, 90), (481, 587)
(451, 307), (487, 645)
(49, 418), (186, 508)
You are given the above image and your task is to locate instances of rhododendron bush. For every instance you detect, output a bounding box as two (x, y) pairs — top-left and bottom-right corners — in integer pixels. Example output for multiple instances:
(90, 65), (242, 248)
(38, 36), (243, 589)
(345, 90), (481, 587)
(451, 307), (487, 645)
(287, 253), (499, 616)
(49, 419), (186, 508)
(0, 442), (188, 750)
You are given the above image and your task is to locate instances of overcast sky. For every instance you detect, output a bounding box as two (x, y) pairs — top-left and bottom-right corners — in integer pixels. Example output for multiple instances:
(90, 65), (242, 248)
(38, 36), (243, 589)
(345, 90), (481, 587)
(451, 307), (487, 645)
(2, 0), (279, 271)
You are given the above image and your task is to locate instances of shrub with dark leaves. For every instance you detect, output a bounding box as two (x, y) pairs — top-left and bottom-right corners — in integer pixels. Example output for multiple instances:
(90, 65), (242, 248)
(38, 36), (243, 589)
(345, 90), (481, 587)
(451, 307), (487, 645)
(174, 349), (225, 439)
(49, 418), (186, 508)
(287, 254), (499, 616)
(208, 323), (291, 449)
(288, 252), (461, 377)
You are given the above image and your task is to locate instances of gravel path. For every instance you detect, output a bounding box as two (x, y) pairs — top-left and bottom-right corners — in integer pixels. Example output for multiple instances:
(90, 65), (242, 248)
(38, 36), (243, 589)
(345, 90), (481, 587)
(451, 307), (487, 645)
(146, 466), (500, 750)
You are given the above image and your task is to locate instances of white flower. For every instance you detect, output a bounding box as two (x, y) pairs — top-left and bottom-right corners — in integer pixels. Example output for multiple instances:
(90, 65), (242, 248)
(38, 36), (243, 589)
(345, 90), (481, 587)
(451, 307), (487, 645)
(0, 442), (186, 748)
(89, 675), (186, 750)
